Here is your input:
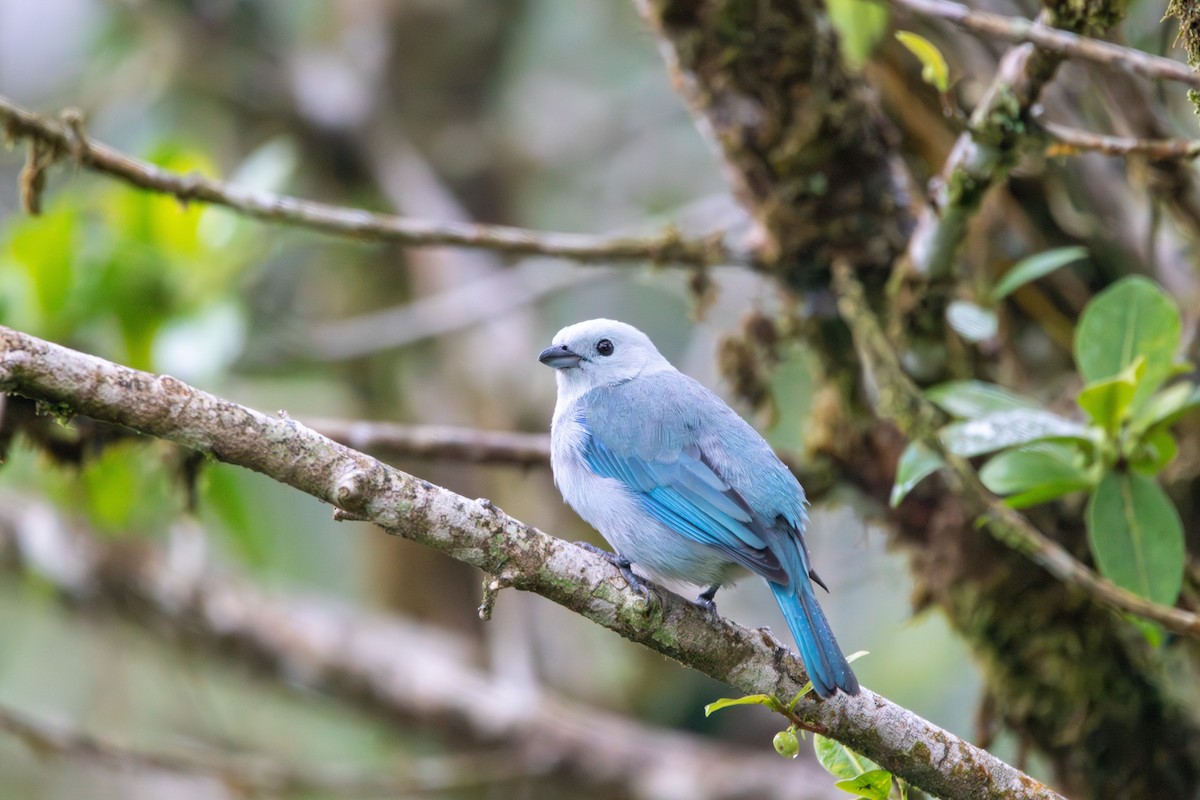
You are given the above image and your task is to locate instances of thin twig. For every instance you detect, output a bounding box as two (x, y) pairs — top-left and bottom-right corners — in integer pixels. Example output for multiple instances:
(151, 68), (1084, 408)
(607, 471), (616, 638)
(1037, 116), (1200, 159)
(0, 325), (1062, 800)
(831, 261), (1200, 638)
(307, 418), (551, 467)
(0, 95), (734, 268)
(890, 0), (1200, 91)
(0, 704), (530, 797)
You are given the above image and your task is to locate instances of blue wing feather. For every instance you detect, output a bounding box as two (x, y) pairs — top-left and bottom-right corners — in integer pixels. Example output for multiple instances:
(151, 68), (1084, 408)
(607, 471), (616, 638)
(582, 432), (788, 583)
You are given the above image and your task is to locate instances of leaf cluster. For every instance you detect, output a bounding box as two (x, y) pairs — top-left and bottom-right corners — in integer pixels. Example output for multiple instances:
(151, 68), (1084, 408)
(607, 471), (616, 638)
(894, 273), (1198, 607)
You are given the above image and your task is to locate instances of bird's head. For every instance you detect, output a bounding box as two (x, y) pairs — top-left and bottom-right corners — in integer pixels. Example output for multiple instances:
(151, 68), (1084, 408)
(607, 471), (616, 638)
(538, 319), (670, 399)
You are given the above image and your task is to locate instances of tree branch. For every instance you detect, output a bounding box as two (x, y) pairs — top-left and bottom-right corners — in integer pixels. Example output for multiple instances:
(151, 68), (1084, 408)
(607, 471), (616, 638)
(0, 704), (533, 797)
(832, 261), (1200, 638)
(0, 95), (735, 269)
(0, 325), (1061, 800)
(0, 498), (841, 800)
(891, 0), (1200, 91)
(1037, 116), (1200, 159)
(308, 417), (552, 467)
(900, 20), (1059, 283)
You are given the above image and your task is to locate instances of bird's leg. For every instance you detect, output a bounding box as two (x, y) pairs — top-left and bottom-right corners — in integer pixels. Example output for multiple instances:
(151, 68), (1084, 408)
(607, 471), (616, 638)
(573, 541), (655, 604)
(693, 584), (720, 618)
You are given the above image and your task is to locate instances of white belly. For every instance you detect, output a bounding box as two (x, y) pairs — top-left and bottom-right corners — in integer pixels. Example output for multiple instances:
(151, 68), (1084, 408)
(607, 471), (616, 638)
(550, 409), (738, 587)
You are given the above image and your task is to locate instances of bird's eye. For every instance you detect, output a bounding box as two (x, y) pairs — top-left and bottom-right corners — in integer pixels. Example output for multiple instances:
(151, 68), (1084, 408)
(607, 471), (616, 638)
(596, 338), (614, 356)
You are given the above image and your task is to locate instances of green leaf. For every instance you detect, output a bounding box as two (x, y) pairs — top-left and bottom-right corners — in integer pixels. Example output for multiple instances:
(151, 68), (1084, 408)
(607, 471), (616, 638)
(1087, 470), (1185, 606)
(827, 0), (890, 68)
(926, 380), (1041, 419)
(1132, 382), (1200, 433)
(835, 769), (894, 800)
(1075, 277), (1182, 410)
(946, 300), (998, 343)
(890, 441), (945, 507)
(895, 31), (949, 92)
(1130, 427), (1178, 474)
(704, 694), (778, 717)
(940, 409), (1092, 458)
(979, 443), (1092, 502)
(991, 246), (1088, 300)
(815, 735), (883, 780)
(1077, 357), (1143, 432)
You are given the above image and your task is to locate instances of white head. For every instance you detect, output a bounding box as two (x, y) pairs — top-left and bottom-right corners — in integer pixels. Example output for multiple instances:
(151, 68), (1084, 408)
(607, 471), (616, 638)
(538, 319), (673, 404)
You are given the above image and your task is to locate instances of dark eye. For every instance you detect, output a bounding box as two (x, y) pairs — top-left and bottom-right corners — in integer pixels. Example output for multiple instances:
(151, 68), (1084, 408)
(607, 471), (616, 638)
(596, 338), (614, 356)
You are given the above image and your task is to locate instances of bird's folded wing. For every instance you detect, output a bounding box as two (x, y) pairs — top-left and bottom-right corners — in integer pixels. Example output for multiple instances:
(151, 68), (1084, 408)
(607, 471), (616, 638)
(583, 434), (790, 585)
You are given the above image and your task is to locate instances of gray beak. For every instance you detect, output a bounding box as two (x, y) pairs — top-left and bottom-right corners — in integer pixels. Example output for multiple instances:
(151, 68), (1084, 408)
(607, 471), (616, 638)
(539, 344), (582, 369)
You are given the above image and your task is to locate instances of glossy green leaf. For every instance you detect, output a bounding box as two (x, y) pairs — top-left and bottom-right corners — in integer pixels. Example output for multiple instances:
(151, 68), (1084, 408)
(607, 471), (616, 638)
(815, 735), (883, 780)
(991, 246), (1087, 300)
(946, 299), (998, 343)
(890, 441), (945, 507)
(1077, 357), (1143, 432)
(1075, 277), (1181, 410)
(704, 694), (778, 717)
(979, 443), (1092, 501)
(895, 31), (949, 92)
(926, 380), (1041, 419)
(940, 409), (1092, 458)
(835, 769), (894, 800)
(1087, 470), (1185, 606)
(827, 0), (890, 68)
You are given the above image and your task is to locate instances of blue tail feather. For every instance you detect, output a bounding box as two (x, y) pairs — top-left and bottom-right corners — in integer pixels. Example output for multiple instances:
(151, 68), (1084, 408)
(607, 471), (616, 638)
(770, 581), (859, 698)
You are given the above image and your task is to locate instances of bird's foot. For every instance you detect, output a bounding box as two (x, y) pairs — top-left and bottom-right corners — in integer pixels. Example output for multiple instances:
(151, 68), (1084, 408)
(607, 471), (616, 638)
(692, 584), (721, 619)
(574, 541), (655, 604)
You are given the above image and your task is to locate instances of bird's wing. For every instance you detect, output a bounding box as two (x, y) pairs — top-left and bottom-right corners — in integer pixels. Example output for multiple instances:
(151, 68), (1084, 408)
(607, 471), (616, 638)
(579, 375), (796, 585)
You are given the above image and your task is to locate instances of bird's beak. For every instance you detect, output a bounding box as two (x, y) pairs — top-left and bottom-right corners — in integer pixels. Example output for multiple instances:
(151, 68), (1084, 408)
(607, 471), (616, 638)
(539, 344), (582, 369)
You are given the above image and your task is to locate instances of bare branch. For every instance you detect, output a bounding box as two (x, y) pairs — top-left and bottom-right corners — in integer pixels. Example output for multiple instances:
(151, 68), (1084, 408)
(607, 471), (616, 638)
(891, 0), (1200, 91)
(0, 94), (735, 268)
(1037, 116), (1200, 159)
(831, 261), (1200, 638)
(0, 325), (1062, 800)
(0, 703), (532, 797)
(307, 417), (552, 467)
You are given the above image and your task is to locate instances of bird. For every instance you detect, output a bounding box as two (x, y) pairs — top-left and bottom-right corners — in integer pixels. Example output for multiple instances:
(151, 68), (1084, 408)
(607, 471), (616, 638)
(539, 318), (859, 698)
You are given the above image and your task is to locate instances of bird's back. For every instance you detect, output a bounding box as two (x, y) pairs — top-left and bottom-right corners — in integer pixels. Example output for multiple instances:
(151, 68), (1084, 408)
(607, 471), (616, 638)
(578, 369), (808, 532)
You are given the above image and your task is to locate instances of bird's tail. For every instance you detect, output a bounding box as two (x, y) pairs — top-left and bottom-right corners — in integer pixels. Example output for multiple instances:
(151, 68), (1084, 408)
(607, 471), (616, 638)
(770, 580), (860, 698)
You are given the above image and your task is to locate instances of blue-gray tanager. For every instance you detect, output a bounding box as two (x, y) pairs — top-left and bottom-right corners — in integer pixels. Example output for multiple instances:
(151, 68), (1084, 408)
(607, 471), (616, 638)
(539, 319), (859, 697)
